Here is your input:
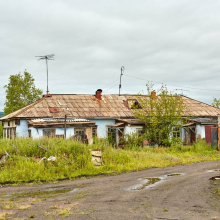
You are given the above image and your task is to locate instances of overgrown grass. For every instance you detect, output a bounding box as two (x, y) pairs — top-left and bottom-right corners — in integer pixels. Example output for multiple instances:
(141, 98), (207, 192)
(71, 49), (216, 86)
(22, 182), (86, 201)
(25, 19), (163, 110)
(0, 138), (219, 184)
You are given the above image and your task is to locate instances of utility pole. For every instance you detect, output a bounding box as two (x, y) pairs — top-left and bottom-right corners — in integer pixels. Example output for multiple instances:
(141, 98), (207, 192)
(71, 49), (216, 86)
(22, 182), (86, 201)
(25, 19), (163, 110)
(35, 54), (55, 94)
(64, 115), (67, 139)
(119, 66), (124, 96)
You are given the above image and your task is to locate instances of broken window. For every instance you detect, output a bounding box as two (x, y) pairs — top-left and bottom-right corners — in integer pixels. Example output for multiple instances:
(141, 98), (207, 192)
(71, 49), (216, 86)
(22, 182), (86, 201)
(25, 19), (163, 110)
(28, 129), (32, 138)
(131, 100), (142, 109)
(43, 129), (55, 137)
(92, 127), (97, 137)
(75, 129), (85, 140)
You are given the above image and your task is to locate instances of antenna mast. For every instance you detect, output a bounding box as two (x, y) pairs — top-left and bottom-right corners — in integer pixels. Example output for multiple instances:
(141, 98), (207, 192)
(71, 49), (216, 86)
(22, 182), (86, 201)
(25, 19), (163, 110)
(36, 54), (55, 94)
(119, 66), (124, 96)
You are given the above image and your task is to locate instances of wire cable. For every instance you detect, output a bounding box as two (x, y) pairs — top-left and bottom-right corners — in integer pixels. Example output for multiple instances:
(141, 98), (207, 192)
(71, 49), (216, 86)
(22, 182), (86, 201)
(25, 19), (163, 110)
(123, 74), (220, 92)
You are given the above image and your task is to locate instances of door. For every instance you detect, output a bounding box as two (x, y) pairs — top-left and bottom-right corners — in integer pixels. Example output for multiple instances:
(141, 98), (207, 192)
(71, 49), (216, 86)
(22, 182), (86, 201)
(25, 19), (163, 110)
(205, 125), (214, 144)
(211, 127), (218, 147)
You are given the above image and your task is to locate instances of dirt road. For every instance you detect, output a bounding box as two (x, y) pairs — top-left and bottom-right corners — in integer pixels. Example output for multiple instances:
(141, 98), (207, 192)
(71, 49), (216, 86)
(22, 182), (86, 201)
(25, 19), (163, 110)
(1, 161), (220, 220)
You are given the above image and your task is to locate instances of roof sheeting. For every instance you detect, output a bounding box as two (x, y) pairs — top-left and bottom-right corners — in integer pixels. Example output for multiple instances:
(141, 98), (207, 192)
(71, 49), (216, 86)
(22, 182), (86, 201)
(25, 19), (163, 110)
(1, 94), (220, 120)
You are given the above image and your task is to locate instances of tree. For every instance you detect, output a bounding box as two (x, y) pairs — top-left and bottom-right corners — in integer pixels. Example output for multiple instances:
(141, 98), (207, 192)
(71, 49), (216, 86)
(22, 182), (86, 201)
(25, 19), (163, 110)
(212, 98), (220, 108)
(132, 83), (187, 146)
(4, 70), (43, 115)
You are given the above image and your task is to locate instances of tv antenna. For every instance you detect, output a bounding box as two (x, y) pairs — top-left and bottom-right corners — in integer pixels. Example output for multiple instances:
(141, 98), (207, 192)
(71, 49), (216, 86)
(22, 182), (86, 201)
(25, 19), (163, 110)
(119, 66), (124, 96)
(175, 89), (190, 95)
(35, 54), (55, 94)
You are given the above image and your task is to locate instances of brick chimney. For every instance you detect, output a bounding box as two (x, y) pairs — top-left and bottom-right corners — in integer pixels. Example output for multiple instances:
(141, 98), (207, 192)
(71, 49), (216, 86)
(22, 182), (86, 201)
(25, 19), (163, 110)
(151, 90), (156, 100)
(95, 89), (102, 100)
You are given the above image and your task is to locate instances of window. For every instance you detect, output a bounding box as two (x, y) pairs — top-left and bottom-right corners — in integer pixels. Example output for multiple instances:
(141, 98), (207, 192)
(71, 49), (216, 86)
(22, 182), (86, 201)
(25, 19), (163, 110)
(3, 129), (6, 138)
(107, 127), (117, 143)
(43, 129), (55, 137)
(92, 127), (97, 137)
(28, 129), (32, 138)
(173, 127), (180, 138)
(136, 128), (142, 136)
(75, 129), (85, 140)
(131, 100), (142, 109)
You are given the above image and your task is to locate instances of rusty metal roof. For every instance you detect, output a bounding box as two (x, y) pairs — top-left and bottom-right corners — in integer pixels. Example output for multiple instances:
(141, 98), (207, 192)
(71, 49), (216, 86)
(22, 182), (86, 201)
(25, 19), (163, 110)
(1, 94), (220, 120)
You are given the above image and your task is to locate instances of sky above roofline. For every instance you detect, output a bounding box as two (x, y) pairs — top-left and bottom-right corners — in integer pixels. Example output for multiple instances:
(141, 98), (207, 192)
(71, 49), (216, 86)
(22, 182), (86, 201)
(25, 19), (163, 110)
(1, 0), (220, 111)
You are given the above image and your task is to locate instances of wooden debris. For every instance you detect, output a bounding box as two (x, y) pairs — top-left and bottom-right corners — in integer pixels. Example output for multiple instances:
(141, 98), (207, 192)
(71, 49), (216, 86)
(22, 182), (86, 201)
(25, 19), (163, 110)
(37, 145), (48, 151)
(12, 144), (20, 152)
(90, 149), (103, 166)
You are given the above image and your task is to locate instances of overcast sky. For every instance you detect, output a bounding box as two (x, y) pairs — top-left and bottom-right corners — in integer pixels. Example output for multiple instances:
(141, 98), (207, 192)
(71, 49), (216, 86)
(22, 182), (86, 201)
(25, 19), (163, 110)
(1, 0), (220, 111)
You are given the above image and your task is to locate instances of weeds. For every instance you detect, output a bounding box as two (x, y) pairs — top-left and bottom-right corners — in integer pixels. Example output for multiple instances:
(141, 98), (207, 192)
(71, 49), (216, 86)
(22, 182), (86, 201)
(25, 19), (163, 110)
(0, 138), (218, 184)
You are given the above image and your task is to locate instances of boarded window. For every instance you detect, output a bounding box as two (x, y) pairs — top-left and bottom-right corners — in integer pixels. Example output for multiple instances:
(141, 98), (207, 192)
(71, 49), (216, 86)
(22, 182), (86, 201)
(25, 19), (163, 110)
(43, 129), (55, 137)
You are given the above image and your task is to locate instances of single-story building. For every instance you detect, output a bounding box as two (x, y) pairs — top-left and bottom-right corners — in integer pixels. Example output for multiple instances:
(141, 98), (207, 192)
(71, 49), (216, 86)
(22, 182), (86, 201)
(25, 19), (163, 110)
(1, 89), (220, 145)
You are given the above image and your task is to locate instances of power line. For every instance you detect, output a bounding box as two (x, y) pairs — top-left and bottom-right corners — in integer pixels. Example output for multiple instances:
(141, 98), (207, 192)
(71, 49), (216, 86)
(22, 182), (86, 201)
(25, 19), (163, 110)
(104, 82), (119, 92)
(123, 74), (220, 92)
(103, 78), (119, 91)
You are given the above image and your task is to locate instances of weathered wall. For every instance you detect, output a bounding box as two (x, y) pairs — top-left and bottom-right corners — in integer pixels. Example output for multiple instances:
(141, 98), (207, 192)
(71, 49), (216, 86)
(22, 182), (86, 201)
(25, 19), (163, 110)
(16, 120), (29, 137)
(124, 125), (143, 135)
(90, 119), (115, 138)
(30, 127), (75, 138)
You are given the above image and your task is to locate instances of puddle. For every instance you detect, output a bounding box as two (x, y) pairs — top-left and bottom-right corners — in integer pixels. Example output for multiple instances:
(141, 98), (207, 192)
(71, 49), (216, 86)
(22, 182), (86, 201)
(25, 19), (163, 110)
(133, 178), (161, 190)
(166, 173), (181, 177)
(210, 176), (220, 180)
(5, 187), (76, 199)
(207, 169), (220, 172)
(125, 173), (184, 191)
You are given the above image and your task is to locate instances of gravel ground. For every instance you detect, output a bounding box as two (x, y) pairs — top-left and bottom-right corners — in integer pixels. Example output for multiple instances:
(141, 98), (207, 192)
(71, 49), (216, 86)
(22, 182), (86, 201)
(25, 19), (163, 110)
(1, 161), (220, 220)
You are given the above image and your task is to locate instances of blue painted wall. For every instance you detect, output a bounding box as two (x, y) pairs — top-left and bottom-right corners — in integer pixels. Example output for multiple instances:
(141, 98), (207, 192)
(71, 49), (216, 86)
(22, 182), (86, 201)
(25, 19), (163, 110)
(16, 120), (29, 137)
(90, 119), (115, 138)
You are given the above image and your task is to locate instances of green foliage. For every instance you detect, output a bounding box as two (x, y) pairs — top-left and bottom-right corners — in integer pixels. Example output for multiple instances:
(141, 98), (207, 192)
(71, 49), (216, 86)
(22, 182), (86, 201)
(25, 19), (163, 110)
(133, 82), (188, 145)
(0, 138), (219, 184)
(212, 97), (220, 108)
(119, 133), (147, 150)
(4, 70), (43, 115)
(0, 123), (3, 138)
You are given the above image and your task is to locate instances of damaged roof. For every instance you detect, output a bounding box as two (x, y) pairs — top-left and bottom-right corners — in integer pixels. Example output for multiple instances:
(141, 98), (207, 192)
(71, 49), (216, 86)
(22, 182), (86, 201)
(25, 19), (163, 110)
(1, 94), (133, 120)
(1, 94), (220, 120)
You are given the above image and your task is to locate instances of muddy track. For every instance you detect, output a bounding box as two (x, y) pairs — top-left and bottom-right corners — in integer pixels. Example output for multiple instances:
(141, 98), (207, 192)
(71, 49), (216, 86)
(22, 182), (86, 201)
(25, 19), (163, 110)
(0, 161), (220, 220)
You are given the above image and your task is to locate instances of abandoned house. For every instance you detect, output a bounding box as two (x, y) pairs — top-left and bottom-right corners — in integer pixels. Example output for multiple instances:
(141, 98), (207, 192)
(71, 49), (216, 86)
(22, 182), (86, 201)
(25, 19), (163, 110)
(1, 89), (220, 145)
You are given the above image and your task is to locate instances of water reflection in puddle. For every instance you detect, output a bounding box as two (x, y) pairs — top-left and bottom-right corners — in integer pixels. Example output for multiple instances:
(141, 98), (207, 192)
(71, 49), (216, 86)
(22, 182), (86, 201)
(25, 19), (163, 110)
(166, 173), (181, 177)
(207, 169), (220, 172)
(133, 178), (161, 190)
(126, 173), (184, 191)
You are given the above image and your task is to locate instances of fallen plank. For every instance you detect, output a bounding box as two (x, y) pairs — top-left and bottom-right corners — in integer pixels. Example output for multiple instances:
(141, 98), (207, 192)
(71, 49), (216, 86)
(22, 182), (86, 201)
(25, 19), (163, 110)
(12, 144), (20, 152)
(37, 145), (48, 151)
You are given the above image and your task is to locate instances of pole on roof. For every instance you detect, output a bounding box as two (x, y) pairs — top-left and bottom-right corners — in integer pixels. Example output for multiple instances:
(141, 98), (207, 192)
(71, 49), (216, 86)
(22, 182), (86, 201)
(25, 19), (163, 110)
(35, 54), (55, 94)
(119, 66), (124, 96)
(64, 115), (67, 139)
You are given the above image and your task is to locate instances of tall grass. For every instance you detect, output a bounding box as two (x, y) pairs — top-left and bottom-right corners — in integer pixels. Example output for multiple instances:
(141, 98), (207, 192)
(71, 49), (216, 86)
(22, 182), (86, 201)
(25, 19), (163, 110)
(0, 138), (219, 184)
